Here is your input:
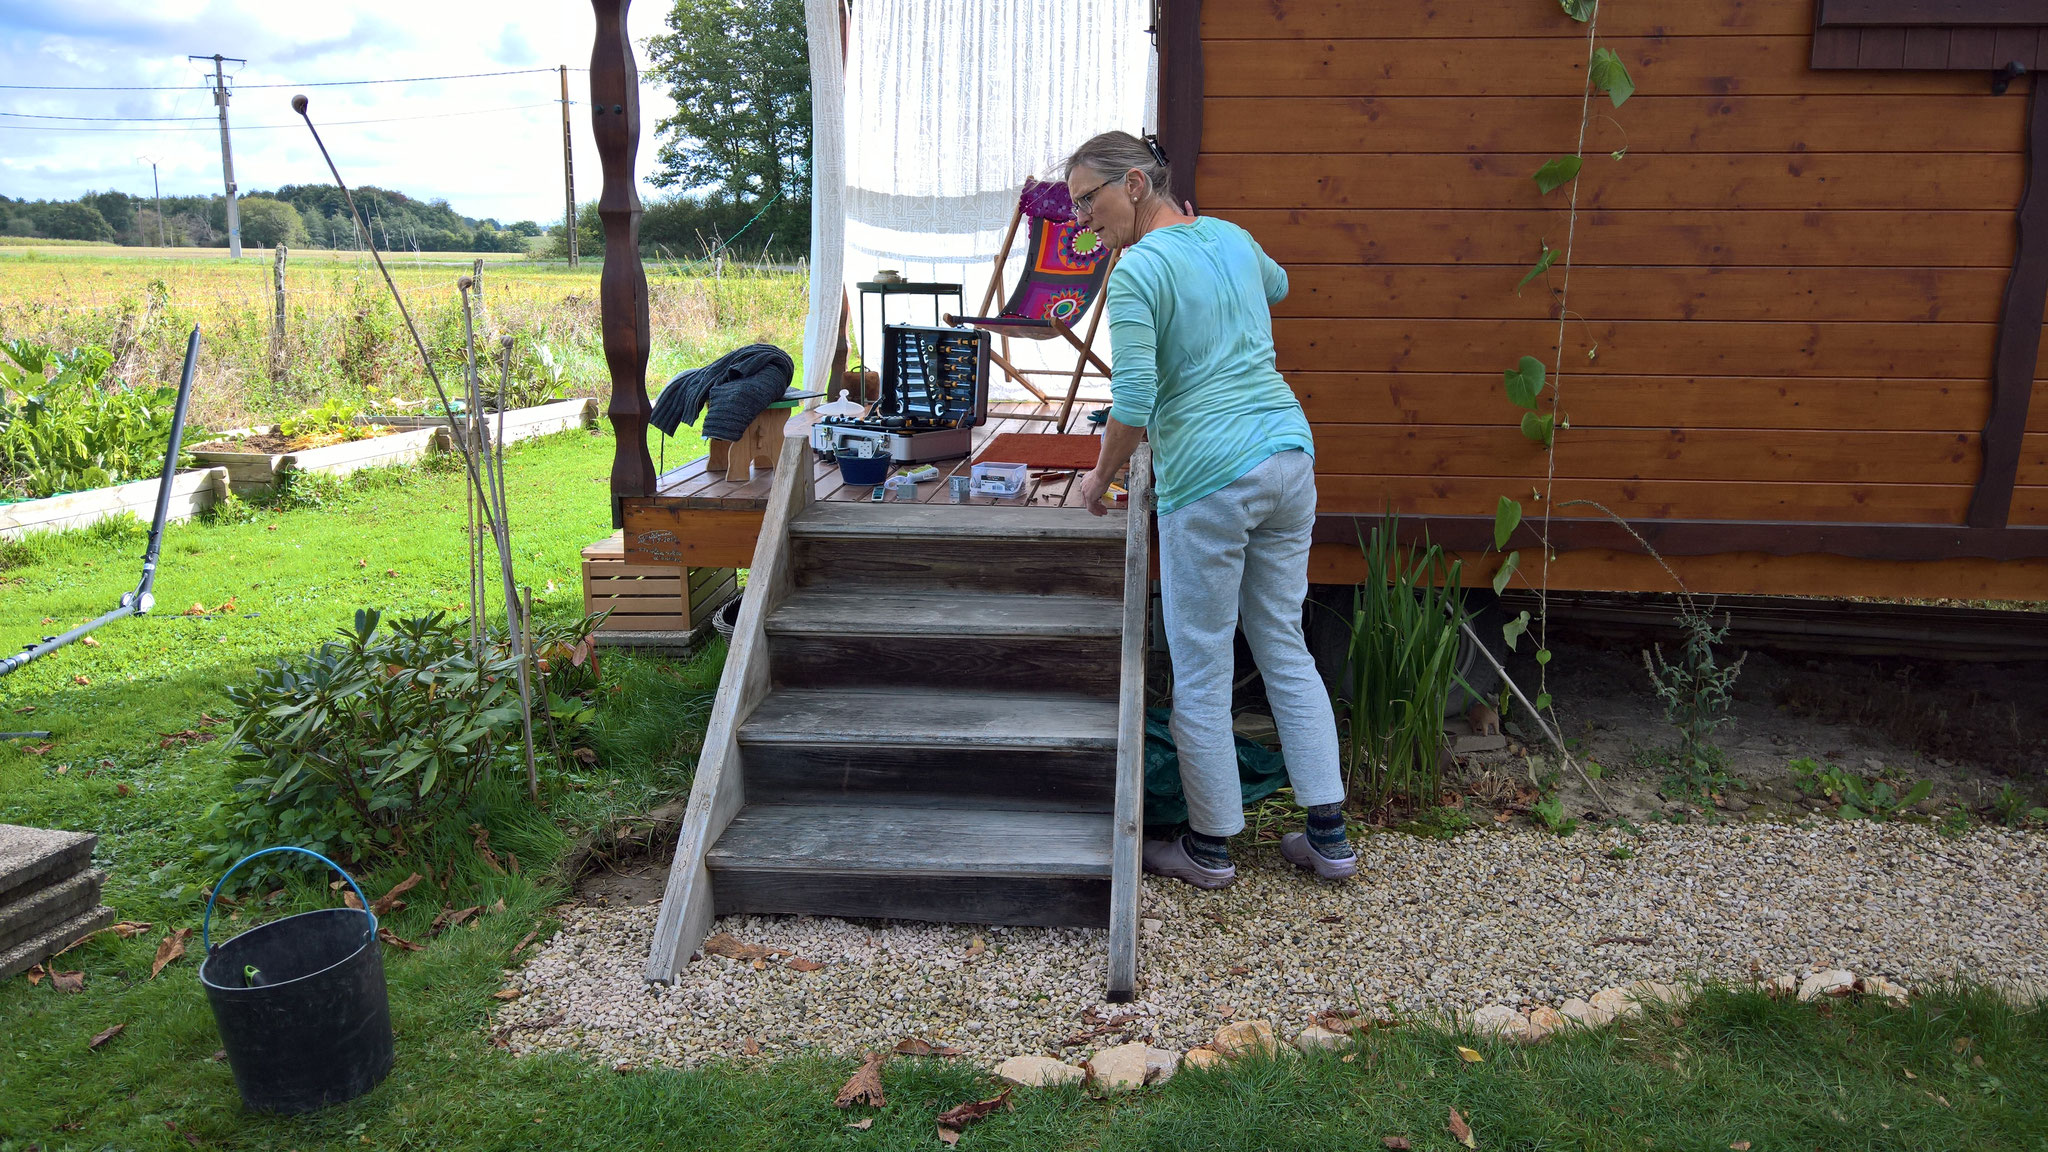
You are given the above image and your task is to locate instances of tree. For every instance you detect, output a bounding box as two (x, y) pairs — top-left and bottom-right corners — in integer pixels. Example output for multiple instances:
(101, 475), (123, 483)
(44, 202), (115, 242)
(237, 197), (310, 248)
(645, 0), (811, 251)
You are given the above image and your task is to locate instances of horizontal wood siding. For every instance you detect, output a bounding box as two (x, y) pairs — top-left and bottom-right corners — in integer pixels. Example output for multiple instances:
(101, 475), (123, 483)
(1202, 1), (2048, 583)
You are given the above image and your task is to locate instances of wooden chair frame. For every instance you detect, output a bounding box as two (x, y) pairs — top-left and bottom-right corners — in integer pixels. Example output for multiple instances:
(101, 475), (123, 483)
(946, 199), (1118, 433)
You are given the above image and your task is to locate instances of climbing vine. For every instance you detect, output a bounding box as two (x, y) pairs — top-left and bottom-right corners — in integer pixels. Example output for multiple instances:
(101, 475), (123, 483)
(1488, 0), (1635, 723)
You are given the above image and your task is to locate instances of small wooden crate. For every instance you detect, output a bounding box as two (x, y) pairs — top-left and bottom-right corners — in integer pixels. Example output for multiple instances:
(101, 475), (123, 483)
(580, 532), (737, 632)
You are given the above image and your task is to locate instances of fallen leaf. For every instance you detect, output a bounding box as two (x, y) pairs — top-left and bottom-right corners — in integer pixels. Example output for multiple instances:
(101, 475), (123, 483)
(750, 958), (766, 971)
(211, 1049), (227, 1061)
(445, 905), (482, 931)
(835, 1051), (888, 1109)
(24, 743), (53, 755)
(386, 569), (399, 577)
(702, 933), (792, 962)
(743, 1037), (761, 1056)
(377, 927), (424, 952)
(342, 891), (365, 910)
(936, 1089), (1012, 1143)
(54, 764), (67, 774)
(1384, 1139), (1412, 1151)
(186, 602), (208, 615)
(1448, 1106), (1476, 1149)
(1317, 914), (1344, 924)
(511, 929), (539, 956)
(74, 675), (91, 685)
(965, 935), (986, 958)
(489, 897), (506, 915)
(573, 748), (598, 764)
(789, 956), (826, 972)
(470, 824), (506, 873)
(1926, 1092), (1951, 1108)
(151, 928), (192, 979)
(81, 635), (100, 648)
(1903, 1068), (1917, 1080)
(25, 965), (45, 986)
(110, 921), (153, 939)
(1729, 1142), (1752, 1151)
(936, 1047), (965, 1057)
(88, 1023), (126, 1049)
(116, 783), (130, 797)
(1456, 1046), (1484, 1063)
(493, 987), (522, 1001)
(357, 558), (368, 568)
(1228, 965), (1250, 976)
(1952, 1036), (1974, 1054)
(845, 1118), (873, 1131)
(894, 1038), (936, 1056)
(938, 1129), (960, 1147)
(51, 969), (85, 993)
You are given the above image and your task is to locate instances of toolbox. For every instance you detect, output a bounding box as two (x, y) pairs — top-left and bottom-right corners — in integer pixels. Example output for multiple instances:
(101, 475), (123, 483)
(810, 324), (989, 463)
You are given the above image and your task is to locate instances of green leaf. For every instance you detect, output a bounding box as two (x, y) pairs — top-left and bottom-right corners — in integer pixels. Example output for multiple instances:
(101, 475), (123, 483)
(1585, 760), (1606, 781)
(1515, 245), (1557, 295)
(1591, 47), (1634, 107)
(1503, 356), (1546, 410)
(1532, 155), (1582, 195)
(1535, 692), (1553, 710)
(1536, 648), (1552, 665)
(1494, 496), (1523, 549)
(1559, 0), (1595, 20)
(1501, 610), (1531, 651)
(1491, 550), (1521, 595)
(1520, 411), (1557, 448)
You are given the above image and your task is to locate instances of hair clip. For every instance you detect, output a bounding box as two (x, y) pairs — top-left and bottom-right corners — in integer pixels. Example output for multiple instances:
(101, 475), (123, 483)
(1142, 133), (1169, 167)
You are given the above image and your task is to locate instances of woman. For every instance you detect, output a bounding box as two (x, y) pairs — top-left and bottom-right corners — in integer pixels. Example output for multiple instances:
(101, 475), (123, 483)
(1066, 130), (1354, 889)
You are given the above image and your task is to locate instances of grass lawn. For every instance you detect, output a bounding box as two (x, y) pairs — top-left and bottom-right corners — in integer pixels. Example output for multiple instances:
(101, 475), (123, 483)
(3, 428), (2046, 1151)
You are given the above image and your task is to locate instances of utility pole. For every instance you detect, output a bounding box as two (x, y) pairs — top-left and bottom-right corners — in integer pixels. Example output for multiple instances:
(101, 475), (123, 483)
(136, 155), (166, 247)
(559, 64), (577, 267)
(191, 53), (247, 258)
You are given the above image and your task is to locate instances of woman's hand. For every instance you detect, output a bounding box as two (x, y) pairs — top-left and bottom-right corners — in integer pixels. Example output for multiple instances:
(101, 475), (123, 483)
(1077, 467), (1115, 517)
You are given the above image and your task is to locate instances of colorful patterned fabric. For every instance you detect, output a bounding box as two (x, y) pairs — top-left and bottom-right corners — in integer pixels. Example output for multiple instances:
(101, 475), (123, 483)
(1000, 182), (1110, 323)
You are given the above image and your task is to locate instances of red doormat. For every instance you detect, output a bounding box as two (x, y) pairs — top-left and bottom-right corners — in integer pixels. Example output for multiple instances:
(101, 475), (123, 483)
(974, 432), (1104, 471)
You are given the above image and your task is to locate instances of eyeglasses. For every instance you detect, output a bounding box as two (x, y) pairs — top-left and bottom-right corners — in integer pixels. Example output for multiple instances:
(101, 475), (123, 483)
(1072, 175), (1117, 214)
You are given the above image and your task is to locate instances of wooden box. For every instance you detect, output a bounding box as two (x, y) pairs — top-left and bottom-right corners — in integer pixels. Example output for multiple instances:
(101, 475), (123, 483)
(580, 531), (737, 633)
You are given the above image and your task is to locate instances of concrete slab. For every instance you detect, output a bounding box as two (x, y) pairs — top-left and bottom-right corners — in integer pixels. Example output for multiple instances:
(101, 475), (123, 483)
(0, 868), (103, 954)
(0, 825), (96, 908)
(0, 904), (115, 981)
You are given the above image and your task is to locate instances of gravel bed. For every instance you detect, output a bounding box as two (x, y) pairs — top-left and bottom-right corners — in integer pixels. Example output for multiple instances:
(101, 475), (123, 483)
(495, 821), (2048, 1068)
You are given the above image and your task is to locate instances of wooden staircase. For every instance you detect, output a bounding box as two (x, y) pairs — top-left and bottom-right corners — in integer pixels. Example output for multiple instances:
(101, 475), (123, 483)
(644, 424), (1151, 999)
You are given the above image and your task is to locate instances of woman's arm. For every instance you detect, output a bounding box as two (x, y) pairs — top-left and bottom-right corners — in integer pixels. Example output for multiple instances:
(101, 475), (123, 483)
(1078, 415), (1143, 517)
(1081, 262), (1158, 516)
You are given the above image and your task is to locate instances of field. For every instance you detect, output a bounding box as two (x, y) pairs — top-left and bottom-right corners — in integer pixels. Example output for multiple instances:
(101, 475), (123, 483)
(0, 246), (807, 433)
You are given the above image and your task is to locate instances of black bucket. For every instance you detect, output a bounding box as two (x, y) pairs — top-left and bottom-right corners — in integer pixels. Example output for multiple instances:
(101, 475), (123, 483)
(198, 847), (394, 1114)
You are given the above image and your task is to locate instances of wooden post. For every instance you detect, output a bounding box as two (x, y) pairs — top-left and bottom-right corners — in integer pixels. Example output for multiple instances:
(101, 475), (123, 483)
(1969, 74), (2048, 530)
(268, 244), (287, 379)
(591, 0), (658, 527)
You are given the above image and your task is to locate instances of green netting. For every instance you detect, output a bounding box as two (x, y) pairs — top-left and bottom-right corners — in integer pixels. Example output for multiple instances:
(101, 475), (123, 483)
(1142, 706), (1289, 830)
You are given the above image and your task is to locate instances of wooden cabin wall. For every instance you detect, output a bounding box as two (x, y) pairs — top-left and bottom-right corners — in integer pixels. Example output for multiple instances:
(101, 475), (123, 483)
(1198, 0), (2048, 599)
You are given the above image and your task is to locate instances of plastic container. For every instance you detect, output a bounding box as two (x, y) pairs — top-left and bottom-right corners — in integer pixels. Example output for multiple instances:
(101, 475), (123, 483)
(198, 847), (394, 1114)
(970, 461), (1028, 498)
(835, 449), (891, 486)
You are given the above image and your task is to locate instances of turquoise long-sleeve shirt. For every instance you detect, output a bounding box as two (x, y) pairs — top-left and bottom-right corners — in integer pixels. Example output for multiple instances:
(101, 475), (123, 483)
(1104, 216), (1314, 515)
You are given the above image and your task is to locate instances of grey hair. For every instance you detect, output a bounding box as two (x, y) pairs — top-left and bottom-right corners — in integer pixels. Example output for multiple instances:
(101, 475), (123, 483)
(1063, 131), (1172, 201)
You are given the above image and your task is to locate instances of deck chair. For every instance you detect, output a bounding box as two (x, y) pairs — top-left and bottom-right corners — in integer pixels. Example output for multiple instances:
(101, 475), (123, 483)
(945, 179), (1117, 432)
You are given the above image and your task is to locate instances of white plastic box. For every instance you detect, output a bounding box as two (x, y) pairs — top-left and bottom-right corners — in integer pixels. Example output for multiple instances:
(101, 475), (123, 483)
(969, 461), (1028, 498)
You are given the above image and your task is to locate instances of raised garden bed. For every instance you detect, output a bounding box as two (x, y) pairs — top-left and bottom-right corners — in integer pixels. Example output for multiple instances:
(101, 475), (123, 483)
(190, 425), (447, 497)
(0, 466), (229, 539)
(371, 397), (597, 450)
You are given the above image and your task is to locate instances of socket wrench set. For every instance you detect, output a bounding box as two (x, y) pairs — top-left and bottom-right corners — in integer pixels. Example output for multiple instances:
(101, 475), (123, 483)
(810, 324), (990, 463)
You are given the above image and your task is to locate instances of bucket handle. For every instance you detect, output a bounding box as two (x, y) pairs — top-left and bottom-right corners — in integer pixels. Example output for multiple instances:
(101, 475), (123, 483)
(203, 846), (376, 954)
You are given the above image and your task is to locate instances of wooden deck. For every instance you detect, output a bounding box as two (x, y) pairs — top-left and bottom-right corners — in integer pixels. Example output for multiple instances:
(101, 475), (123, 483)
(622, 401), (1116, 567)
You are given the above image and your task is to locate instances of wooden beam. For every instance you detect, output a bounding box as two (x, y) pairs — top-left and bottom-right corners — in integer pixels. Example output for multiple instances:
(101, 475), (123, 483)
(1821, 0), (2048, 26)
(1972, 75), (2048, 528)
(1159, 0), (1203, 207)
(1106, 443), (1151, 1003)
(592, 0), (657, 527)
(645, 423), (815, 983)
(1314, 513), (2048, 562)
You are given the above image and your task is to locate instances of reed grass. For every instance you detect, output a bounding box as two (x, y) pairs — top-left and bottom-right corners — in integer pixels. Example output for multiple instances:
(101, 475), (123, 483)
(1341, 514), (1469, 808)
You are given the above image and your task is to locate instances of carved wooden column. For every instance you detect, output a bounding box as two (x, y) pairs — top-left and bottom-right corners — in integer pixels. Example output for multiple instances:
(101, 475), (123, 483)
(592, 0), (658, 526)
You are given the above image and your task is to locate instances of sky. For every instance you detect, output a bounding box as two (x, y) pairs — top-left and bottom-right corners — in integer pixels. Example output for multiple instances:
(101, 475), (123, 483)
(0, 0), (683, 225)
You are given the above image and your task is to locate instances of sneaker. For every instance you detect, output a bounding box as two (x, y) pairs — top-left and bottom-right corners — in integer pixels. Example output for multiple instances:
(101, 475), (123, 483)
(1280, 831), (1359, 881)
(1141, 835), (1236, 890)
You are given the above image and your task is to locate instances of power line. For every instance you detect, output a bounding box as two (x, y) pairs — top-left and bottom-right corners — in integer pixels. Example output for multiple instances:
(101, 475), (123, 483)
(0, 102), (558, 133)
(0, 111), (215, 122)
(0, 67), (584, 93)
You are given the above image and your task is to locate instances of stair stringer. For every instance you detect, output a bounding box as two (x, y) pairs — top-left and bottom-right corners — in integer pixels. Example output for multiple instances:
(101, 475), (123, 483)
(643, 426), (812, 983)
(1106, 442), (1151, 1002)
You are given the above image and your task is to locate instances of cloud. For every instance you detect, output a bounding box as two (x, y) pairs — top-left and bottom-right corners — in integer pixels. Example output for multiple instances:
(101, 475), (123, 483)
(0, 0), (684, 224)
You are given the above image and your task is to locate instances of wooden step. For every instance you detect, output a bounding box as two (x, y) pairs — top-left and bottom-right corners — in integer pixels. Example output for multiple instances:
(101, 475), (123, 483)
(737, 687), (1118, 808)
(790, 502), (1126, 597)
(765, 589), (1121, 693)
(705, 803), (1112, 928)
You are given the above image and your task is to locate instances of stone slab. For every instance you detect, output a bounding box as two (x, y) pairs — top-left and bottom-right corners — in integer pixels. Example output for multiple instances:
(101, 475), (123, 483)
(0, 868), (104, 954)
(0, 904), (115, 981)
(0, 825), (96, 908)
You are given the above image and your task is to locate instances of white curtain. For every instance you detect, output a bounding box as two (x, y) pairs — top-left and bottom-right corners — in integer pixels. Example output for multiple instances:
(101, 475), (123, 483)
(840, 0), (1155, 384)
(802, 0), (848, 399)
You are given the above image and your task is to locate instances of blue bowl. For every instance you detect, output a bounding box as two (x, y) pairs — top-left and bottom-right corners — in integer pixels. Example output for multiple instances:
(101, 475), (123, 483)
(834, 450), (890, 485)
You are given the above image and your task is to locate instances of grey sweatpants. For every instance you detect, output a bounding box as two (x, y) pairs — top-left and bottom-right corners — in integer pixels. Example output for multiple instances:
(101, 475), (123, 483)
(1158, 449), (1344, 837)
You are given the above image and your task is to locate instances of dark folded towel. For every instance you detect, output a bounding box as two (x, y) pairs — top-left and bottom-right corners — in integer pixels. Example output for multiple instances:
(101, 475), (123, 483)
(650, 344), (795, 441)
